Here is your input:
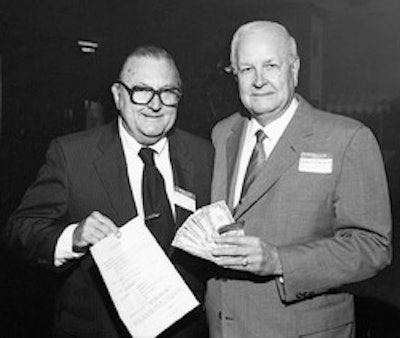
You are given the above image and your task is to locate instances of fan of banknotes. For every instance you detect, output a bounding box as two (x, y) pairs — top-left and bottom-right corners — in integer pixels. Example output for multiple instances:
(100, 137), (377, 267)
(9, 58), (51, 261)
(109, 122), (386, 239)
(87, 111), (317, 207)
(171, 200), (244, 262)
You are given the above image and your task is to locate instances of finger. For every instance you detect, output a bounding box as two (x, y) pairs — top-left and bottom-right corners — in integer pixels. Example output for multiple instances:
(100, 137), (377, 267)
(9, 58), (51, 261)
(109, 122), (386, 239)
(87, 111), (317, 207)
(218, 221), (245, 235)
(92, 224), (113, 238)
(91, 211), (119, 234)
(211, 245), (246, 257)
(91, 211), (113, 226)
(215, 255), (251, 269)
(214, 256), (244, 266)
(79, 225), (104, 244)
(214, 235), (255, 246)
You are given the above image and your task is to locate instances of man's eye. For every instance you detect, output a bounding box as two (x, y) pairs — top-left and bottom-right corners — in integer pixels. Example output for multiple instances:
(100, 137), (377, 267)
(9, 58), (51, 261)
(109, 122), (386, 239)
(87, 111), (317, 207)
(163, 89), (179, 95)
(239, 67), (252, 73)
(265, 64), (278, 70)
(135, 87), (153, 93)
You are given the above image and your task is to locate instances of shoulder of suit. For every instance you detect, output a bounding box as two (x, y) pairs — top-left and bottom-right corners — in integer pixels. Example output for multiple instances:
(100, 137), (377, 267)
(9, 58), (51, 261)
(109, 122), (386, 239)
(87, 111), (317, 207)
(310, 107), (366, 134)
(51, 122), (115, 155)
(169, 127), (213, 151)
(57, 122), (112, 143)
(299, 97), (367, 134)
(212, 112), (244, 134)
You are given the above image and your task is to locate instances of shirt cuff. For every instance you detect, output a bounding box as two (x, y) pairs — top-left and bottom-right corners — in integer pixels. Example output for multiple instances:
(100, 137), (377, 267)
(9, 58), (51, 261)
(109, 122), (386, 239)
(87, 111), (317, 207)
(276, 274), (286, 301)
(54, 223), (85, 267)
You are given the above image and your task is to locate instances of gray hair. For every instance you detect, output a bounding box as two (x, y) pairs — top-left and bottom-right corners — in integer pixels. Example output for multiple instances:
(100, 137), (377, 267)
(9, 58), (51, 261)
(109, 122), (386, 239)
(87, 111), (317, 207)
(119, 45), (181, 86)
(229, 21), (298, 74)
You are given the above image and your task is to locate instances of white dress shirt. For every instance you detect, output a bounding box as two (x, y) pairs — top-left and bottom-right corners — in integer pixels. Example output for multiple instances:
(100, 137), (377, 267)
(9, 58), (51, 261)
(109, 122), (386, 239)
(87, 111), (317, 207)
(233, 97), (299, 208)
(118, 118), (176, 218)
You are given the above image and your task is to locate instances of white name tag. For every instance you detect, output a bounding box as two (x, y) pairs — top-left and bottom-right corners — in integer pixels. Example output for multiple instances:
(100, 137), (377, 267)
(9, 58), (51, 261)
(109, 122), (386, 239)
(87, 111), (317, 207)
(174, 187), (196, 212)
(298, 152), (333, 174)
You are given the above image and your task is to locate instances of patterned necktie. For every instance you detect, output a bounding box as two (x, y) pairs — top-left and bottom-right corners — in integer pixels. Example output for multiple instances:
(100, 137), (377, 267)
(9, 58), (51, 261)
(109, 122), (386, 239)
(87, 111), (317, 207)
(241, 129), (267, 198)
(139, 147), (175, 251)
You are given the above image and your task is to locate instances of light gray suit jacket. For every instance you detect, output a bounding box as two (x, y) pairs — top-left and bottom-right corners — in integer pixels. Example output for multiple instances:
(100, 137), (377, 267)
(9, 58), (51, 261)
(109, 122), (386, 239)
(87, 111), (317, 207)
(206, 96), (392, 338)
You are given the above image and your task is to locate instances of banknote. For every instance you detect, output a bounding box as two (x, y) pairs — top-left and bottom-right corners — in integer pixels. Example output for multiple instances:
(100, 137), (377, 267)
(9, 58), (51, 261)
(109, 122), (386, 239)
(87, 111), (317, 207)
(171, 200), (244, 262)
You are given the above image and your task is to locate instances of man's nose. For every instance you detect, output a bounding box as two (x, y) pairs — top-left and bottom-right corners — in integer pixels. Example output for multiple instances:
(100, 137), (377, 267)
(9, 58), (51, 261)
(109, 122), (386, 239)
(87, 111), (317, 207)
(252, 69), (267, 88)
(147, 93), (162, 111)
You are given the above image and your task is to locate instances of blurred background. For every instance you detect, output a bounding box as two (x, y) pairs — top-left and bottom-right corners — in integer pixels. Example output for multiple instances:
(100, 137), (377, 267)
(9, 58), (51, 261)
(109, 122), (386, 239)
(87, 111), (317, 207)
(0, 0), (399, 336)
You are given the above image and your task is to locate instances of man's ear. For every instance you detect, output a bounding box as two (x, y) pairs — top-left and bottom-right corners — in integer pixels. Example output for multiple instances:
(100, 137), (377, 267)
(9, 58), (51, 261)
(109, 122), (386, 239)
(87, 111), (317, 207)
(111, 83), (121, 109)
(291, 58), (300, 88)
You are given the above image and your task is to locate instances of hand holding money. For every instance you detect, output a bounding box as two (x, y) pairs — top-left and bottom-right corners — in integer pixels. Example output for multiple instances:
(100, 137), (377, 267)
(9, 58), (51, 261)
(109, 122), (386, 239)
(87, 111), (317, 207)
(171, 201), (244, 262)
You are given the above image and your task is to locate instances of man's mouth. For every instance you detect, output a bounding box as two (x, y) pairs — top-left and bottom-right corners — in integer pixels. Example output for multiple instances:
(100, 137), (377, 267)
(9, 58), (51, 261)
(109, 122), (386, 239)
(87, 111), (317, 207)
(142, 112), (162, 119)
(252, 91), (273, 97)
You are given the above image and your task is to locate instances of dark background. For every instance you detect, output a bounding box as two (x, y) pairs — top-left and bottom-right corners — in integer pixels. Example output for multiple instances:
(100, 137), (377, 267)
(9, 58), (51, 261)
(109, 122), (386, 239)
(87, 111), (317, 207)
(1, 0), (399, 337)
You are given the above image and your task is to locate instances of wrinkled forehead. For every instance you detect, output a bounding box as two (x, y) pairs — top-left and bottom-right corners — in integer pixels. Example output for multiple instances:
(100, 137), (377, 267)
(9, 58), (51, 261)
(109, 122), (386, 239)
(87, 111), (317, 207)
(238, 31), (296, 69)
(239, 28), (288, 53)
(120, 56), (180, 86)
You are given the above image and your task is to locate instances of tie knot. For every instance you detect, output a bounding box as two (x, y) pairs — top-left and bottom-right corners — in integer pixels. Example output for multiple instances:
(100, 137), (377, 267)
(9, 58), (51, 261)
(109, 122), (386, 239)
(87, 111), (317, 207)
(255, 129), (267, 143)
(139, 147), (155, 166)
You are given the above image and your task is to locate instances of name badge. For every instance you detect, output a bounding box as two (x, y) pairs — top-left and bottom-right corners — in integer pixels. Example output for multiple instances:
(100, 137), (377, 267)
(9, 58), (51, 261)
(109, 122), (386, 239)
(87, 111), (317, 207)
(298, 152), (333, 174)
(174, 186), (196, 212)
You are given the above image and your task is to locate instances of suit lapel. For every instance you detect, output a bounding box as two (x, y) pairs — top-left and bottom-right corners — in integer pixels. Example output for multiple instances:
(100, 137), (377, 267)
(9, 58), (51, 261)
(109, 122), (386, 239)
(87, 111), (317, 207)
(169, 129), (195, 228)
(94, 122), (137, 226)
(234, 99), (314, 219)
(226, 118), (248, 210)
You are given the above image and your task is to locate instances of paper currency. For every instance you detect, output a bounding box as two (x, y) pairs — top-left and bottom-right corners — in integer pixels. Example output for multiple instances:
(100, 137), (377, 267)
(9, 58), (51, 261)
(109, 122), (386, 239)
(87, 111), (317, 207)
(171, 200), (244, 262)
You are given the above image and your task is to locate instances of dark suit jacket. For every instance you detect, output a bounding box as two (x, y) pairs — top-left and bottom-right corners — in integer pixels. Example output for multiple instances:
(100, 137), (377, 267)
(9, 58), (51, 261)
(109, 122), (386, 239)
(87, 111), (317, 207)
(5, 121), (213, 338)
(206, 96), (392, 338)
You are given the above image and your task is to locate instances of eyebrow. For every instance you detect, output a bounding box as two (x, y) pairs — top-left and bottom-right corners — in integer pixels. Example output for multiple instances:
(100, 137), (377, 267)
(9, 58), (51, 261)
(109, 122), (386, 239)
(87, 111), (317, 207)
(239, 57), (277, 64)
(134, 82), (181, 90)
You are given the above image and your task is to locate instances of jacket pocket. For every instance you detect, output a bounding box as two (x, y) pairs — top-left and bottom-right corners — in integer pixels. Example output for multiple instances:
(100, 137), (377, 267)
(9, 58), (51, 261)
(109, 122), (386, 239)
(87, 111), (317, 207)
(296, 293), (354, 335)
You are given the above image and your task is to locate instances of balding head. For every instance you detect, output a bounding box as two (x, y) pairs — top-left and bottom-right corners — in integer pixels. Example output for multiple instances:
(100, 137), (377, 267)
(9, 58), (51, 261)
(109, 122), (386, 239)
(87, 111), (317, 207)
(119, 45), (181, 87)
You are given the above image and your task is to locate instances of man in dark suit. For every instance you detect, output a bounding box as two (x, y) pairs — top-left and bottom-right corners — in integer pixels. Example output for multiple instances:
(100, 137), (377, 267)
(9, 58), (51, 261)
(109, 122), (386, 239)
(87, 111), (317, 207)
(206, 21), (392, 337)
(4, 45), (213, 337)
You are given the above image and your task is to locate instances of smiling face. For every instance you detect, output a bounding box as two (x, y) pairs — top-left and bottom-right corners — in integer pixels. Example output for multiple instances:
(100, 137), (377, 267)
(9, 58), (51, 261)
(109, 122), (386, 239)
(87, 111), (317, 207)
(235, 27), (299, 126)
(111, 56), (180, 145)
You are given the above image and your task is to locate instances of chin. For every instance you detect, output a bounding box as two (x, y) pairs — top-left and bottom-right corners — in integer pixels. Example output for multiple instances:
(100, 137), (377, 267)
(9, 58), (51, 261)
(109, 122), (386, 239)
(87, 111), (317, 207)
(251, 105), (276, 115)
(149, 127), (169, 137)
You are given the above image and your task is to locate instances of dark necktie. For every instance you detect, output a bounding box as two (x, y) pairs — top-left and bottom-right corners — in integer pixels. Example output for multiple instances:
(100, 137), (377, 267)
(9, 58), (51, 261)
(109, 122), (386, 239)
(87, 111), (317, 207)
(139, 147), (175, 252)
(241, 130), (267, 198)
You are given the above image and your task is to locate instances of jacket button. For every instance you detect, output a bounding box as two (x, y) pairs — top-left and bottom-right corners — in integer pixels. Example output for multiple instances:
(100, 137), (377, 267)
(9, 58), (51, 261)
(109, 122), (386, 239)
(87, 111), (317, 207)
(218, 311), (234, 321)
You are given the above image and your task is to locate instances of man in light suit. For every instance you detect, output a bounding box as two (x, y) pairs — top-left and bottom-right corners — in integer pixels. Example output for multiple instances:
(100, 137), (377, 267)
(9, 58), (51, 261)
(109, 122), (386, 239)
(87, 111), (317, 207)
(4, 46), (213, 337)
(206, 20), (392, 337)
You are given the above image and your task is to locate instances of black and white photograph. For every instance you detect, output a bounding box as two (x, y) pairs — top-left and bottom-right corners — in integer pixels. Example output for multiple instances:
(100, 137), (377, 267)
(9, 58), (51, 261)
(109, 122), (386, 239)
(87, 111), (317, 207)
(0, 1), (399, 337)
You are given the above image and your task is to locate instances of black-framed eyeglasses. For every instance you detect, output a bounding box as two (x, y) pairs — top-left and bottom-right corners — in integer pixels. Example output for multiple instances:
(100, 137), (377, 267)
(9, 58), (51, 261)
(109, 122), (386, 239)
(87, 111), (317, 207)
(115, 81), (182, 107)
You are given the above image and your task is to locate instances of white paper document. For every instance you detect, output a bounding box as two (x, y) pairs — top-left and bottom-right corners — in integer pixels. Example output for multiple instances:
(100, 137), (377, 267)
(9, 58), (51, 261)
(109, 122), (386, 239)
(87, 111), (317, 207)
(90, 217), (199, 338)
